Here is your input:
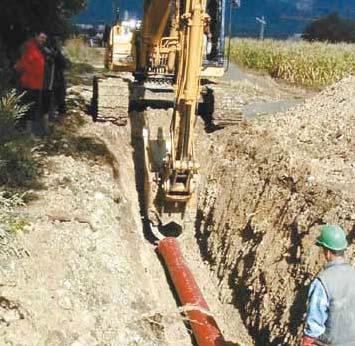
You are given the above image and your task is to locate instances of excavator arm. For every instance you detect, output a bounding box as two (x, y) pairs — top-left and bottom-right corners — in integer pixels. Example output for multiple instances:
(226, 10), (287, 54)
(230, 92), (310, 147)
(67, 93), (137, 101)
(166, 0), (207, 201)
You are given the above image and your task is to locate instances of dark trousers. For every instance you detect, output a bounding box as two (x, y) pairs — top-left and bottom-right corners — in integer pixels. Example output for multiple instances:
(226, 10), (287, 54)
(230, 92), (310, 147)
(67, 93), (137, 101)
(54, 83), (66, 114)
(20, 88), (40, 122)
(19, 88), (50, 134)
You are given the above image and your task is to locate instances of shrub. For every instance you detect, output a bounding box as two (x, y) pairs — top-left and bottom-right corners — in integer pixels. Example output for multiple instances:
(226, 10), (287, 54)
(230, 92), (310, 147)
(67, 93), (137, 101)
(0, 192), (28, 234)
(0, 90), (40, 187)
(0, 90), (27, 143)
(0, 141), (40, 187)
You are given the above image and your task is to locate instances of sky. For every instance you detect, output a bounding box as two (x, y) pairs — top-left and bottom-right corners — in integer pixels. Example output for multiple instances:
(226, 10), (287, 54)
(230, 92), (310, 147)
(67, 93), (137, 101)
(77, 0), (355, 38)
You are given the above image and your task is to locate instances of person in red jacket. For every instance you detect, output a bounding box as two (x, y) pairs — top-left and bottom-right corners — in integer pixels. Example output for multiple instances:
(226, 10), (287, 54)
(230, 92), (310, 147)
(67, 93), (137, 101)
(15, 31), (48, 133)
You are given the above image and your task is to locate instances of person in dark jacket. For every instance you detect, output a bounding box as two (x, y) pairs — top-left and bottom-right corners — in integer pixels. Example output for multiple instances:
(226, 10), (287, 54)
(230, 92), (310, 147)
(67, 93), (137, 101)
(15, 31), (47, 132)
(103, 25), (111, 48)
(52, 36), (69, 118)
(41, 40), (56, 126)
(302, 225), (355, 346)
(42, 35), (69, 122)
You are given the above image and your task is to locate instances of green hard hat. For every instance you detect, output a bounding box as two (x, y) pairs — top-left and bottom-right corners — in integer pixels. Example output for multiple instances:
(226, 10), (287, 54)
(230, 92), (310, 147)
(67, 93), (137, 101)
(316, 225), (348, 251)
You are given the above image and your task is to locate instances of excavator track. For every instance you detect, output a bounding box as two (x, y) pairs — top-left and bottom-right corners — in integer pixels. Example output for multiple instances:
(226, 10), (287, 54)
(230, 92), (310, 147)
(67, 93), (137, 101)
(91, 74), (130, 126)
(201, 83), (244, 128)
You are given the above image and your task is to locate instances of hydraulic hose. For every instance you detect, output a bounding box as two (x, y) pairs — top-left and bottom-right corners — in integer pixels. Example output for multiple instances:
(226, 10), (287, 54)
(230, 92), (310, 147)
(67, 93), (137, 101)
(157, 237), (225, 346)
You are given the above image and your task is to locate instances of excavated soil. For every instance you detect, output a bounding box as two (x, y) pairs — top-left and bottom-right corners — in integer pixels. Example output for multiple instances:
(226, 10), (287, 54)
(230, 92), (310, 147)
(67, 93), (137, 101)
(195, 76), (355, 345)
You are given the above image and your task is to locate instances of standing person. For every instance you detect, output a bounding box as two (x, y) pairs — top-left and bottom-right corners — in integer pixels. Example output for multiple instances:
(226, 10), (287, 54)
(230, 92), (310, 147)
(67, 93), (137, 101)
(302, 225), (355, 346)
(14, 31), (48, 134)
(103, 25), (111, 48)
(51, 35), (70, 119)
(42, 35), (69, 123)
(42, 39), (56, 126)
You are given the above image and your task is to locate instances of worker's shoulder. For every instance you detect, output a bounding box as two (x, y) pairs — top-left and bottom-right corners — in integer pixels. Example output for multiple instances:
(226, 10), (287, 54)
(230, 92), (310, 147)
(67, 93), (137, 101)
(318, 262), (355, 282)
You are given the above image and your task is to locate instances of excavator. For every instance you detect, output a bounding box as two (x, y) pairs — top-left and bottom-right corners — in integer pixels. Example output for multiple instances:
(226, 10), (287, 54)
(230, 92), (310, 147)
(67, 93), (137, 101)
(135, 4), (236, 340)
(105, 0), (235, 230)
(136, 0), (227, 80)
(136, 0), (232, 230)
(105, 19), (138, 71)
(101, 4), (237, 344)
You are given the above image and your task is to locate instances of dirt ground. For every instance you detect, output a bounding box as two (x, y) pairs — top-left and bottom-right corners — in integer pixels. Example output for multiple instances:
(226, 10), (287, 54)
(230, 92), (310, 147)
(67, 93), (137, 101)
(0, 74), (196, 345)
(0, 55), (353, 345)
(0, 116), (194, 344)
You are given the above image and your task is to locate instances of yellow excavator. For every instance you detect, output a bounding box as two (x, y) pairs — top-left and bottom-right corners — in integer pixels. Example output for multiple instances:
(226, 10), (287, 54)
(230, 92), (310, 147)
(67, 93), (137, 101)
(105, 19), (137, 71)
(134, 0), (230, 229)
(103, 0), (232, 229)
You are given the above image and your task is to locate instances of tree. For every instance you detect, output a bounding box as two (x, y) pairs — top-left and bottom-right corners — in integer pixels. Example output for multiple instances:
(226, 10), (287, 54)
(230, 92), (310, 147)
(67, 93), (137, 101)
(0, 0), (87, 55)
(302, 12), (355, 43)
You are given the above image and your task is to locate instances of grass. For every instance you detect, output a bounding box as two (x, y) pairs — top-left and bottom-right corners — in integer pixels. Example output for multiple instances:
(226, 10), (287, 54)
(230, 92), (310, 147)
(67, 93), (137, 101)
(65, 37), (103, 86)
(230, 39), (355, 87)
(65, 37), (104, 65)
(0, 191), (29, 234)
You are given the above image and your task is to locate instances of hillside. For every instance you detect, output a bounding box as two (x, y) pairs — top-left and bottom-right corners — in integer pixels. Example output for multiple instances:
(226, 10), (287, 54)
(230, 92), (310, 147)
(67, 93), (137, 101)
(77, 0), (355, 37)
(234, 0), (355, 37)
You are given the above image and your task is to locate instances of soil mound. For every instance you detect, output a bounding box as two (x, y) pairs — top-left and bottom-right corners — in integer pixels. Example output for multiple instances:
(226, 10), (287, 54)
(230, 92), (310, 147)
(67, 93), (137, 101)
(196, 76), (355, 344)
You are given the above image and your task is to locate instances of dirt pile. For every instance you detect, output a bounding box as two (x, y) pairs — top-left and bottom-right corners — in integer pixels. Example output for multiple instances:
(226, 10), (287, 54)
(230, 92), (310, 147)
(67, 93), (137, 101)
(195, 76), (355, 344)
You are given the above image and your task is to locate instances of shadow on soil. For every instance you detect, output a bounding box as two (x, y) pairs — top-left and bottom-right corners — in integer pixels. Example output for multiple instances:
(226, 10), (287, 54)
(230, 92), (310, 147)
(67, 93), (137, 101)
(194, 177), (312, 345)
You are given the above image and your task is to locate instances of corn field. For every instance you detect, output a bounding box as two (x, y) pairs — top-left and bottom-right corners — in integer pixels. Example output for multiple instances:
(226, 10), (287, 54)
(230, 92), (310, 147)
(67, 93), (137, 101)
(230, 39), (355, 87)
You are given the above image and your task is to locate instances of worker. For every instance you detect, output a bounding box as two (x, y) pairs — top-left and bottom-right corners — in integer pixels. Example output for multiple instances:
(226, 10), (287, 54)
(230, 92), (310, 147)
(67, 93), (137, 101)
(53, 36), (70, 119)
(103, 25), (111, 47)
(15, 31), (48, 134)
(302, 225), (355, 346)
(44, 35), (69, 122)
(203, 16), (213, 58)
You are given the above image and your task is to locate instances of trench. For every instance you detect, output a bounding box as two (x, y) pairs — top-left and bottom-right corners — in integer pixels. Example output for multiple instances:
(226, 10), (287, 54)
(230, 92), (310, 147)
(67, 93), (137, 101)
(51, 60), (354, 344)
(124, 79), (254, 344)
(93, 68), (317, 345)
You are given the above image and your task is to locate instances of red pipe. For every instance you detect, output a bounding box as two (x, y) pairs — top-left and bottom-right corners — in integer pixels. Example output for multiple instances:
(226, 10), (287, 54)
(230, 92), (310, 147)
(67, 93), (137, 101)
(157, 237), (225, 346)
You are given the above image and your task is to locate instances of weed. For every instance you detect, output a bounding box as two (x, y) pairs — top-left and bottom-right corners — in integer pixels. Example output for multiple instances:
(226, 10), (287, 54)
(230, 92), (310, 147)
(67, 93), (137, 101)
(0, 192), (29, 234)
(65, 37), (101, 64)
